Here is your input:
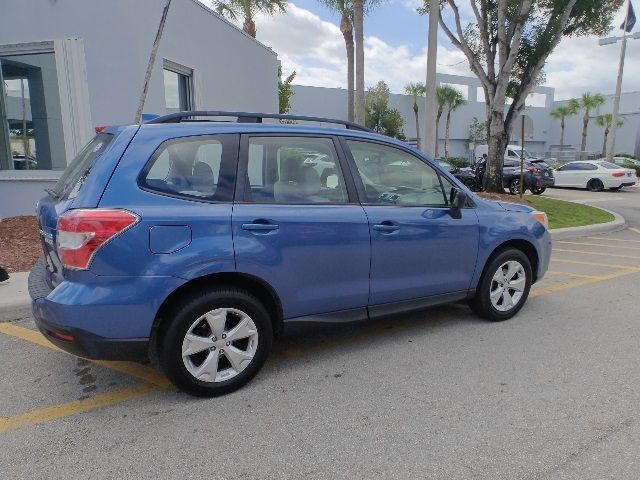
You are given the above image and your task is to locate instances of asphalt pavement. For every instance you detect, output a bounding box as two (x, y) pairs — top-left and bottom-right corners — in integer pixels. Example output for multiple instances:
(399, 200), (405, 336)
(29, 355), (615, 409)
(2, 198), (640, 479)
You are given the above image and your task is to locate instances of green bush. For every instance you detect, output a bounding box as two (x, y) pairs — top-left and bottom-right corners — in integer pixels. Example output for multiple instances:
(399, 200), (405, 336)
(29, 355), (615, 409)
(446, 157), (471, 168)
(615, 153), (635, 159)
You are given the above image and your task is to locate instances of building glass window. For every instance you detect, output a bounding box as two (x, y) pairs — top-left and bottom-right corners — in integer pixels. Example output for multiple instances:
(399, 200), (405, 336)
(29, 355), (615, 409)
(1, 52), (66, 171)
(163, 65), (192, 114)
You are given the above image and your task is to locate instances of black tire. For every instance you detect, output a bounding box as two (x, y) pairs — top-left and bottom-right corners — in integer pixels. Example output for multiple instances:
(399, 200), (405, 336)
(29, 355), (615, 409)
(508, 178), (523, 195)
(464, 179), (476, 191)
(530, 187), (546, 195)
(587, 178), (604, 192)
(469, 248), (532, 322)
(158, 287), (273, 397)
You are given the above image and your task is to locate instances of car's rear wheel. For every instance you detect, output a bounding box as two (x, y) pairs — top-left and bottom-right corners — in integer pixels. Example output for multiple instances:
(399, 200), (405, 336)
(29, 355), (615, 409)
(158, 288), (273, 397)
(509, 178), (524, 195)
(530, 187), (546, 195)
(587, 178), (604, 192)
(469, 248), (532, 322)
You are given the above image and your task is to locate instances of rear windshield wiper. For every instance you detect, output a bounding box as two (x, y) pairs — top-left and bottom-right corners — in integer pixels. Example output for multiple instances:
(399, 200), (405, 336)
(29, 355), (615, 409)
(44, 188), (60, 199)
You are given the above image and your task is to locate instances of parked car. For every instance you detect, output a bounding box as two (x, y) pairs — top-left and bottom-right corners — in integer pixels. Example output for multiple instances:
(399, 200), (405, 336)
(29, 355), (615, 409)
(611, 156), (640, 167)
(472, 158), (554, 195)
(29, 111), (551, 397)
(437, 159), (477, 191)
(553, 160), (637, 191)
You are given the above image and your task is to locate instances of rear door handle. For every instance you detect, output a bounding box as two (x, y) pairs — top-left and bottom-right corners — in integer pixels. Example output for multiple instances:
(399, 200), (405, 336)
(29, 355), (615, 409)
(241, 223), (279, 232)
(372, 222), (399, 233)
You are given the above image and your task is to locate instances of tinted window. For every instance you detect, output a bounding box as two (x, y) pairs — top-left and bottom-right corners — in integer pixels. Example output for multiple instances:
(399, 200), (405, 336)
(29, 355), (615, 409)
(346, 140), (449, 206)
(597, 161), (619, 169)
(54, 133), (113, 200)
(245, 137), (347, 204)
(577, 162), (598, 170)
(142, 136), (233, 201)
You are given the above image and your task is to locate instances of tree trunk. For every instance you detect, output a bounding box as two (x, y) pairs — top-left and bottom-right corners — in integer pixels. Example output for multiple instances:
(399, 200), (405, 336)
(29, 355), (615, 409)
(413, 102), (420, 149)
(135, 0), (172, 123)
(580, 110), (589, 153)
(435, 106), (443, 157)
(243, 16), (257, 37)
(353, 0), (365, 125)
(560, 116), (565, 151)
(445, 108), (452, 159)
(602, 127), (609, 158)
(484, 110), (509, 192)
(340, 13), (355, 122)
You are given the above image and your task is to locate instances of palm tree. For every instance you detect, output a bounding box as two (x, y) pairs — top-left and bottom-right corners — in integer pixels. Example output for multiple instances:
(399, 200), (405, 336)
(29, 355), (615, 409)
(322, 0), (354, 121)
(214, 0), (286, 38)
(579, 93), (605, 153)
(404, 82), (426, 148)
(443, 87), (465, 159)
(548, 99), (579, 151)
(353, 0), (365, 125)
(595, 114), (624, 158)
(434, 85), (452, 157)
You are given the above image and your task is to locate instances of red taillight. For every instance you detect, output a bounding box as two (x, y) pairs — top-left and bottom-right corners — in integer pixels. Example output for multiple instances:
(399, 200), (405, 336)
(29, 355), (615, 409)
(95, 125), (107, 133)
(56, 209), (139, 270)
(49, 330), (75, 342)
(612, 172), (625, 177)
(527, 166), (541, 173)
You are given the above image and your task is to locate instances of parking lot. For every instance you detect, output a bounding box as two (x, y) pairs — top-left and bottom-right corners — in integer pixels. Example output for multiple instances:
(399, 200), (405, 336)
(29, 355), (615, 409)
(2, 225), (640, 479)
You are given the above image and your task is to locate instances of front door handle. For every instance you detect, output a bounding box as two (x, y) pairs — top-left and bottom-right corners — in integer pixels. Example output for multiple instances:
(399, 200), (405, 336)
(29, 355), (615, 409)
(372, 222), (399, 233)
(241, 222), (279, 232)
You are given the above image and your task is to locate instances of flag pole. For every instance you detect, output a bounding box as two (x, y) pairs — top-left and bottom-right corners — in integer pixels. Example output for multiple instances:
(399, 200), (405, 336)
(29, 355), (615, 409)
(607, 2), (630, 161)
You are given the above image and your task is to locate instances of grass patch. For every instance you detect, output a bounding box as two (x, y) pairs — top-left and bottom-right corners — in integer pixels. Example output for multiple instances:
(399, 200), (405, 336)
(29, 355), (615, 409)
(524, 196), (614, 229)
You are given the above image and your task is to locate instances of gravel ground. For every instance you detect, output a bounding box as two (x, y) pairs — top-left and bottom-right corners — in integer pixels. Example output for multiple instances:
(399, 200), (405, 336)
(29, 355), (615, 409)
(0, 216), (40, 273)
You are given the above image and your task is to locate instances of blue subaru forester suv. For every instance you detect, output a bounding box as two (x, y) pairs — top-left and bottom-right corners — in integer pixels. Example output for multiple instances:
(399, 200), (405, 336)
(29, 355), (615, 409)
(29, 111), (551, 396)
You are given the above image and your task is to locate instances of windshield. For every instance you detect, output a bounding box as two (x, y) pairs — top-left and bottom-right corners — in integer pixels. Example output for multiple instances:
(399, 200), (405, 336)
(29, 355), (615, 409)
(53, 133), (113, 199)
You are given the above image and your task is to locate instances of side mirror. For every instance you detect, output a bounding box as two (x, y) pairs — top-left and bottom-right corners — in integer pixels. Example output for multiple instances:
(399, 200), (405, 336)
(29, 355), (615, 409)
(449, 188), (467, 219)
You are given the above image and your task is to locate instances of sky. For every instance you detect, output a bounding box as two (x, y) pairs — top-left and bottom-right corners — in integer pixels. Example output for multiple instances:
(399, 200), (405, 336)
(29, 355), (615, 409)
(203, 0), (640, 100)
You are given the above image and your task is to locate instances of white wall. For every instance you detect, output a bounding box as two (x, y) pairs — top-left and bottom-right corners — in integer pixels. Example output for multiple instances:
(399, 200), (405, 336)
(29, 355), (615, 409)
(0, 0), (278, 126)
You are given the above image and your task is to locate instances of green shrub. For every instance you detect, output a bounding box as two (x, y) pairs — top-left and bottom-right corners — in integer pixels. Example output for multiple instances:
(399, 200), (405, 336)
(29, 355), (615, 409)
(446, 157), (471, 168)
(621, 163), (640, 176)
(615, 153), (635, 159)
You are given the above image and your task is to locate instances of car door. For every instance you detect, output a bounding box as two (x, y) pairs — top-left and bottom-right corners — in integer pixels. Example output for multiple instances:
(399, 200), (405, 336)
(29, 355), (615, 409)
(554, 162), (578, 186)
(342, 138), (480, 313)
(232, 134), (371, 321)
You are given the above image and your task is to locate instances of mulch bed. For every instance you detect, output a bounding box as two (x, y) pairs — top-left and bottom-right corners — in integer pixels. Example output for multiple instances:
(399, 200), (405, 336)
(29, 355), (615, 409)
(476, 192), (530, 205)
(0, 216), (42, 273)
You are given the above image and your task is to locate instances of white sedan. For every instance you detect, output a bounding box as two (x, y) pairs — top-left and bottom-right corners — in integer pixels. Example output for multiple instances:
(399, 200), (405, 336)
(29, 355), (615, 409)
(553, 160), (637, 192)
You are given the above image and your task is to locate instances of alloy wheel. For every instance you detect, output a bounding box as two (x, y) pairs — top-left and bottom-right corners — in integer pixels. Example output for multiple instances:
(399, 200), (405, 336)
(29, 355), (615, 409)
(489, 260), (526, 312)
(181, 308), (259, 383)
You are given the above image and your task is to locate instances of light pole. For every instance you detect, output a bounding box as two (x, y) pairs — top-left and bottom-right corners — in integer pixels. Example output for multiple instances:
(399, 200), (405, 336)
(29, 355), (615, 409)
(423, 0), (439, 157)
(598, 27), (639, 161)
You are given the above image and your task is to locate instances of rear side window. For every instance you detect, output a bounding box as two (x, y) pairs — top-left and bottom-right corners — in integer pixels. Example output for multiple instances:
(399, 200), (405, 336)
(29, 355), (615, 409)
(597, 161), (619, 169)
(53, 133), (113, 200)
(141, 136), (235, 202)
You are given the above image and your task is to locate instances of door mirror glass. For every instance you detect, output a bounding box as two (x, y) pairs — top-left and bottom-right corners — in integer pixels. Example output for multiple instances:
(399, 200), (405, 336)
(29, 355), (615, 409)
(449, 188), (467, 219)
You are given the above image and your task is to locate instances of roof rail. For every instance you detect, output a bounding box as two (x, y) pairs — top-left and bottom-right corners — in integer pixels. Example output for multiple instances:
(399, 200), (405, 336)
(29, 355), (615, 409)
(145, 110), (373, 132)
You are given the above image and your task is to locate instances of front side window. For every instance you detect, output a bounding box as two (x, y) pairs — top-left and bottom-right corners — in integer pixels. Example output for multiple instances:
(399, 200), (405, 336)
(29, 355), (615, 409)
(245, 137), (348, 204)
(346, 140), (449, 206)
(141, 136), (233, 201)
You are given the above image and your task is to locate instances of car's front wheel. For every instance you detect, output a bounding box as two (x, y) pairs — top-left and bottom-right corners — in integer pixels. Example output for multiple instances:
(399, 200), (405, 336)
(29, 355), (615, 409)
(158, 288), (273, 396)
(469, 248), (532, 321)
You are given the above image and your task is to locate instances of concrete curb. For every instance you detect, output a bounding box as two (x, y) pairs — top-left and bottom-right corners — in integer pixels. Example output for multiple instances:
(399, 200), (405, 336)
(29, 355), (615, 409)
(550, 207), (626, 240)
(0, 272), (32, 322)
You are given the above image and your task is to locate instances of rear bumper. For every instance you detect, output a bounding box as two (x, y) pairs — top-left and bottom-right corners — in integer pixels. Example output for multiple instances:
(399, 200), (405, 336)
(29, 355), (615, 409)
(28, 258), (181, 361)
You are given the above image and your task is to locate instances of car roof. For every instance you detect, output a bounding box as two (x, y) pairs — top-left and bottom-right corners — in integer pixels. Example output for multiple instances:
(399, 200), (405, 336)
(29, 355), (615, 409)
(137, 121), (419, 152)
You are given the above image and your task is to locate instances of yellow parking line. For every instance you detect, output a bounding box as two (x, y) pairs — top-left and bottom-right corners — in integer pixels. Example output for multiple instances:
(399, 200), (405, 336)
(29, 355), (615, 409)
(551, 258), (640, 270)
(0, 323), (170, 388)
(553, 248), (640, 261)
(546, 270), (603, 280)
(556, 241), (640, 251)
(0, 384), (157, 434)
(630, 227), (640, 235)
(589, 236), (640, 244)
(531, 267), (639, 297)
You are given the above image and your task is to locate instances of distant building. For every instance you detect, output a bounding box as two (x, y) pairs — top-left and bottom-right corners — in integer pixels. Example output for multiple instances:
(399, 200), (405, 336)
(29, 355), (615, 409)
(0, 0), (278, 218)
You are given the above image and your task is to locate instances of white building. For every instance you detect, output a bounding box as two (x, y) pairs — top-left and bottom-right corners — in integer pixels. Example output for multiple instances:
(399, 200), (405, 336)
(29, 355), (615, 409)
(0, 0), (279, 218)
